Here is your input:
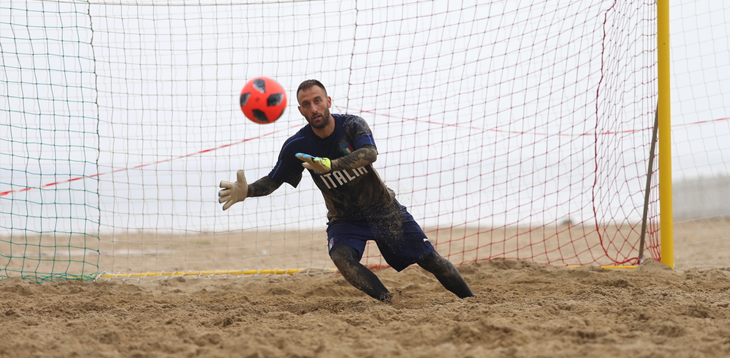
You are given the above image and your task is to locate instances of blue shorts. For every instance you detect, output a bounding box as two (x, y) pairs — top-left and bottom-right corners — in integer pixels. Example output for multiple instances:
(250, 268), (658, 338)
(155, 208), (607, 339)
(326, 207), (435, 272)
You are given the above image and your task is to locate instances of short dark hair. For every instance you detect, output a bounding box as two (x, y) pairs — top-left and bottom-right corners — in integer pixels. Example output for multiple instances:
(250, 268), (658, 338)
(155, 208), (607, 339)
(296, 79), (327, 98)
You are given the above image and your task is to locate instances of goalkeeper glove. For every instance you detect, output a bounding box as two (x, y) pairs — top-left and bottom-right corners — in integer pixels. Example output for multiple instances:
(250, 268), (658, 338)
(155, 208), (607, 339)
(296, 153), (332, 173)
(218, 169), (248, 211)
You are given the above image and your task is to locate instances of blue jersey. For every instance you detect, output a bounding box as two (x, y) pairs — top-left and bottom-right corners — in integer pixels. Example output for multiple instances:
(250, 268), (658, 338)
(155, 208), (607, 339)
(269, 114), (397, 223)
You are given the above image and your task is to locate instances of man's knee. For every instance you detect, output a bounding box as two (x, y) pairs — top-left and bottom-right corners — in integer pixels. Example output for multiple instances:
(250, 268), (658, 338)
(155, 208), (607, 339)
(418, 250), (452, 275)
(330, 245), (359, 267)
(418, 250), (474, 298)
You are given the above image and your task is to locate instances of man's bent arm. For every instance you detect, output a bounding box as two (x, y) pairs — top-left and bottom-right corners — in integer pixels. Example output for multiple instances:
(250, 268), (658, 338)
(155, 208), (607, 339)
(330, 145), (377, 171)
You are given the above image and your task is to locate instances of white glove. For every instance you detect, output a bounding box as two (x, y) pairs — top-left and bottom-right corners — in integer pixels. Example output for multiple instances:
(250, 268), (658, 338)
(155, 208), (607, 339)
(218, 169), (248, 211)
(296, 153), (332, 173)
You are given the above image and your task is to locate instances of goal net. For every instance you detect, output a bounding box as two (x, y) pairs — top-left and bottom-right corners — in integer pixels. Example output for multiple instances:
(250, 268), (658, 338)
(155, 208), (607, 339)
(1, 0), (670, 281)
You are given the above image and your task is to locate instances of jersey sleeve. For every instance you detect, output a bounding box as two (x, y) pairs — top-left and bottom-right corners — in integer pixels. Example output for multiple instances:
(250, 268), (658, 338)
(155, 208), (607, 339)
(344, 115), (377, 150)
(268, 135), (304, 188)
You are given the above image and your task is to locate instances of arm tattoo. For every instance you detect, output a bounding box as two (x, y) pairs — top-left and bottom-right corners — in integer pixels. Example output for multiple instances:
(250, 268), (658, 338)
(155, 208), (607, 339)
(330, 145), (378, 171)
(247, 176), (282, 198)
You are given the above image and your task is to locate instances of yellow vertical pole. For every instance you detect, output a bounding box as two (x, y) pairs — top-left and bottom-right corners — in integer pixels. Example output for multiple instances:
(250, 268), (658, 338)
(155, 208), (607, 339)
(657, 0), (674, 268)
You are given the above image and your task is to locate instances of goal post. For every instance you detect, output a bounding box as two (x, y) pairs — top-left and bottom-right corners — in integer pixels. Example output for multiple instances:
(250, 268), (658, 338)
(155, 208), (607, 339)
(657, 0), (674, 269)
(4, 0), (725, 281)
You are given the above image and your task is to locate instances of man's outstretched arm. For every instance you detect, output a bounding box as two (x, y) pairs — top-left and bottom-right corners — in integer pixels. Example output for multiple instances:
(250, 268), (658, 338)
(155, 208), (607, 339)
(219, 170), (282, 210)
(247, 175), (283, 197)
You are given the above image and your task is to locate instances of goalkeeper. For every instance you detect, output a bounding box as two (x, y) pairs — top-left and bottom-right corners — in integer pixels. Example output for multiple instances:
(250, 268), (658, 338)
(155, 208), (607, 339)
(219, 79), (473, 303)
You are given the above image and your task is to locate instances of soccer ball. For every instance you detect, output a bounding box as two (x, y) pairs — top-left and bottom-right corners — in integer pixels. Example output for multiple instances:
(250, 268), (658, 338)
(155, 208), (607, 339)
(239, 77), (287, 124)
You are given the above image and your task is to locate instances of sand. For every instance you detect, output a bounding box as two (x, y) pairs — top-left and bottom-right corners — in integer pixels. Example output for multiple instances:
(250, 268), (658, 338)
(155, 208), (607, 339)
(2, 256), (730, 358)
(2, 219), (730, 357)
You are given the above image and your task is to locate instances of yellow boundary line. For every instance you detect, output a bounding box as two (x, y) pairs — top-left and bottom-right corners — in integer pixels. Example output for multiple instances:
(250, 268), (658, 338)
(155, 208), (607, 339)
(93, 265), (637, 279)
(96, 268), (337, 279)
(93, 264), (640, 279)
(566, 265), (637, 269)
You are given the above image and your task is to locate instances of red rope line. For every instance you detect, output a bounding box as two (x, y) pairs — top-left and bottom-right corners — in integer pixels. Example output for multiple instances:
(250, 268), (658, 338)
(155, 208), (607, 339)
(0, 124), (301, 197)
(2, 115), (727, 197)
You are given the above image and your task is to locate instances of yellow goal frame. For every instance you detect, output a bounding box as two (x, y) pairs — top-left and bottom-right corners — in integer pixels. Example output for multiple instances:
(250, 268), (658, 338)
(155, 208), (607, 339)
(658, 0), (674, 268)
